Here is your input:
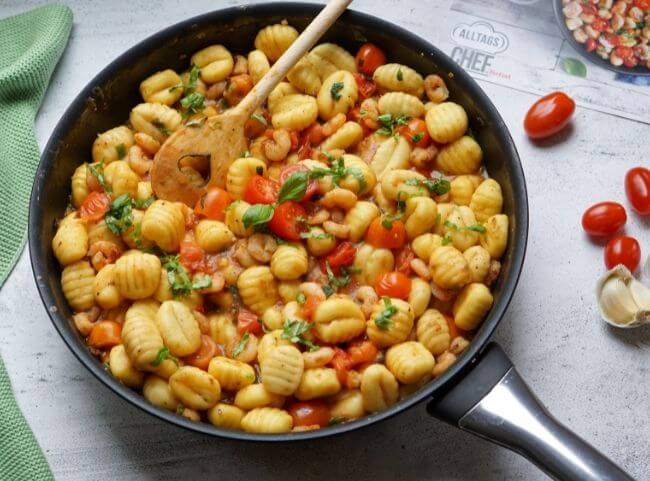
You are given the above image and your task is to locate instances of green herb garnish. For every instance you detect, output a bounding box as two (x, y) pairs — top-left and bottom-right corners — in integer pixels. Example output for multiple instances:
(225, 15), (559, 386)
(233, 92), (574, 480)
(133, 196), (155, 209)
(300, 230), (335, 240)
(374, 297), (397, 330)
(250, 113), (268, 126)
(105, 194), (134, 234)
(296, 292), (306, 305)
(232, 332), (250, 358)
(396, 68), (403, 81)
(162, 255), (193, 297)
(115, 143), (127, 159)
(330, 81), (344, 101)
(151, 347), (179, 367)
(152, 120), (172, 137)
(405, 177), (451, 196)
(282, 319), (318, 351)
(329, 416), (347, 425)
(88, 161), (111, 193)
(242, 203), (275, 229)
(411, 132), (423, 143)
(181, 92), (205, 117)
(376, 113), (409, 136)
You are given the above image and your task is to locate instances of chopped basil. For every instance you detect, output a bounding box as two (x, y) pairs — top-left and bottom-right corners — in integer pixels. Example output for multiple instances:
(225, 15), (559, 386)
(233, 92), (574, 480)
(444, 220), (459, 231)
(330, 81), (344, 101)
(405, 177), (450, 196)
(133, 196), (155, 209)
(162, 255), (193, 297)
(176, 404), (185, 415)
(374, 297), (396, 330)
(115, 143), (127, 159)
(152, 120), (172, 137)
(232, 332), (250, 358)
(376, 113), (409, 136)
(411, 132), (423, 143)
(87, 161), (111, 193)
(180, 92), (205, 117)
(151, 347), (179, 367)
(396, 68), (403, 81)
(243, 203), (275, 229)
(105, 194), (134, 235)
(466, 224), (487, 233)
(185, 65), (201, 93)
(191, 274), (213, 291)
(282, 319), (318, 351)
(130, 222), (144, 248)
(322, 284), (335, 297)
(381, 212), (403, 229)
(277, 171), (309, 203)
(445, 219), (486, 234)
(441, 235), (452, 246)
(296, 292), (306, 304)
(329, 416), (347, 425)
(323, 262), (355, 295)
(250, 113), (268, 126)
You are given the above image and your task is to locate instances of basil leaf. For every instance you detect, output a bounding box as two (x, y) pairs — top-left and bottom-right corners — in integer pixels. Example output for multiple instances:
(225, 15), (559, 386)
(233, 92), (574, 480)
(374, 297), (396, 330)
(151, 347), (179, 367)
(397, 68), (403, 81)
(133, 196), (155, 209)
(87, 161), (111, 193)
(466, 224), (487, 233)
(330, 81), (344, 101)
(181, 92), (205, 116)
(232, 332), (250, 358)
(243, 204), (275, 229)
(105, 194), (134, 235)
(277, 171), (309, 203)
(561, 57), (587, 78)
(115, 143), (127, 159)
(250, 113), (267, 126)
(192, 275), (213, 290)
(162, 255), (193, 297)
(282, 319), (318, 351)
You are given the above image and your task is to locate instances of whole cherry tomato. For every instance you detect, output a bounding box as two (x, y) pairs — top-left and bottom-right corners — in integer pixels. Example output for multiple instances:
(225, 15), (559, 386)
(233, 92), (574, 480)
(625, 167), (650, 215)
(183, 335), (222, 370)
(585, 38), (597, 53)
(581, 202), (627, 236)
(398, 118), (431, 148)
(268, 201), (308, 241)
(279, 164), (318, 202)
(194, 187), (232, 221)
(374, 271), (412, 299)
(322, 242), (356, 275)
(355, 43), (386, 75)
(243, 175), (279, 205)
(288, 401), (331, 428)
(590, 17), (609, 32)
(365, 217), (407, 249)
(353, 73), (377, 99)
(524, 91), (575, 139)
(237, 309), (262, 336)
(79, 191), (110, 222)
(604, 236), (641, 272)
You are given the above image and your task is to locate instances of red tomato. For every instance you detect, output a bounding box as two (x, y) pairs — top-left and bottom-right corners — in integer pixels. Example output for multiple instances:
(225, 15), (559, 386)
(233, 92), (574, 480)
(183, 335), (222, 370)
(374, 271), (412, 299)
(79, 192), (110, 222)
(268, 201), (308, 241)
(300, 293), (320, 320)
(365, 217), (407, 249)
(446, 314), (466, 338)
(87, 321), (122, 349)
(353, 73), (377, 99)
(591, 17), (609, 32)
(604, 236), (641, 272)
(194, 187), (232, 221)
(524, 92), (575, 140)
(288, 401), (331, 428)
(279, 164), (318, 202)
(355, 43), (386, 75)
(395, 246), (415, 276)
(237, 309), (262, 335)
(398, 118), (431, 148)
(625, 167), (650, 215)
(323, 242), (357, 275)
(180, 240), (205, 271)
(330, 348), (351, 384)
(585, 38), (597, 53)
(347, 340), (378, 366)
(243, 175), (279, 205)
(634, 0), (650, 9)
(581, 202), (627, 236)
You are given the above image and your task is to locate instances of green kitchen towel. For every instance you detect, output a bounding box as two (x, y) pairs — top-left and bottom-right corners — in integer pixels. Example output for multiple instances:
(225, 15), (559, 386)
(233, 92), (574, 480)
(0, 358), (54, 481)
(0, 4), (73, 288)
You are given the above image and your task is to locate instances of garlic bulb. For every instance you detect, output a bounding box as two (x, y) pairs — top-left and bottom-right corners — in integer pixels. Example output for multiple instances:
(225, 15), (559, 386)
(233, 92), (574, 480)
(596, 265), (650, 328)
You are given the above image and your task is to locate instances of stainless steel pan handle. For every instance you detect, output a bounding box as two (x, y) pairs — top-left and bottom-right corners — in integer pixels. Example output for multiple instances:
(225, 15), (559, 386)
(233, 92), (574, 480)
(428, 343), (635, 481)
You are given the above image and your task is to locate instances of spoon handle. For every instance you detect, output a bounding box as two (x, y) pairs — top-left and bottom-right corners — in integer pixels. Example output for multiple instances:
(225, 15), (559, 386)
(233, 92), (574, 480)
(234, 0), (353, 117)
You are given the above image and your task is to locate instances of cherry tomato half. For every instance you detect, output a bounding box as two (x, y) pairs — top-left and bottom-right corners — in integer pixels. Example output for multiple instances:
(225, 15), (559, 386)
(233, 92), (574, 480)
(79, 191), (110, 222)
(625, 167), (650, 215)
(183, 335), (222, 370)
(237, 309), (262, 336)
(268, 201), (308, 241)
(180, 240), (205, 272)
(87, 320), (122, 349)
(288, 401), (331, 428)
(243, 175), (279, 205)
(353, 73), (377, 99)
(374, 271), (412, 299)
(398, 118), (431, 148)
(581, 202), (627, 237)
(365, 217), (407, 249)
(604, 236), (641, 272)
(321, 241), (357, 275)
(524, 91), (575, 140)
(279, 164), (318, 202)
(355, 43), (386, 76)
(194, 187), (232, 221)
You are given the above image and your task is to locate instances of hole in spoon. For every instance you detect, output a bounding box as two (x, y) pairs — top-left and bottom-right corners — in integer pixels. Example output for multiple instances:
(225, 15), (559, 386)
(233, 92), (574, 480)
(178, 153), (210, 187)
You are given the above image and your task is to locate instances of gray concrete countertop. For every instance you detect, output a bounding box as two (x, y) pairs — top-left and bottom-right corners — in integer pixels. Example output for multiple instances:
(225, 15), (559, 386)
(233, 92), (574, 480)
(1, 1), (648, 480)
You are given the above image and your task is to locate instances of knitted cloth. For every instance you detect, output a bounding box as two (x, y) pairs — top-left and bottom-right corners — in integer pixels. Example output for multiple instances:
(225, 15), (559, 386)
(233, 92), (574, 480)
(0, 5), (72, 480)
(0, 4), (72, 287)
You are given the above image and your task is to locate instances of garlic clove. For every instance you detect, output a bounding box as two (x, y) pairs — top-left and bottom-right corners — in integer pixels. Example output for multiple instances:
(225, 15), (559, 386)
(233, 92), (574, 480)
(596, 265), (650, 328)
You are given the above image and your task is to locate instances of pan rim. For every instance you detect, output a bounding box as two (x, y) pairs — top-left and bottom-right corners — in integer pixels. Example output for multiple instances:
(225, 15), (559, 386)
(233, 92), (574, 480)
(29, 2), (529, 442)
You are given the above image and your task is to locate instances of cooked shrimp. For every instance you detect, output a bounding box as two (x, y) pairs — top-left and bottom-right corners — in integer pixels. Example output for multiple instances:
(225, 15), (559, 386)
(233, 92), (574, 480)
(127, 145), (153, 176)
(484, 260), (501, 286)
(246, 234), (277, 263)
(319, 188), (358, 210)
(431, 282), (454, 302)
(354, 285), (378, 318)
(134, 132), (160, 156)
(206, 80), (227, 101)
(88, 241), (122, 271)
(424, 74), (450, 104)
(263, 129), (292, 161)
(308, 208), (330, 225)
(359, 98), (380, 130)
(299, 282), (327, 302)
(233, 240), (256, 267)
(73, 307), (101, 336)
(303, 347), (335, 369)
(321, 113), (346, 137)
(409, 145), (438, 169)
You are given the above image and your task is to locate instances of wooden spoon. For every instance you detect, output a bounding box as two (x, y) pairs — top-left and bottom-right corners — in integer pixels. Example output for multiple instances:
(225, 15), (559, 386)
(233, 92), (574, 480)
(151, 0), (353, 206)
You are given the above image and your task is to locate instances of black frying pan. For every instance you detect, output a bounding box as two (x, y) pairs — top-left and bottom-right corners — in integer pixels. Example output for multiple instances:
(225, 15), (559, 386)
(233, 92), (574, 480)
(29, 4), (634, 480)
(553, 0), (649, 77)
